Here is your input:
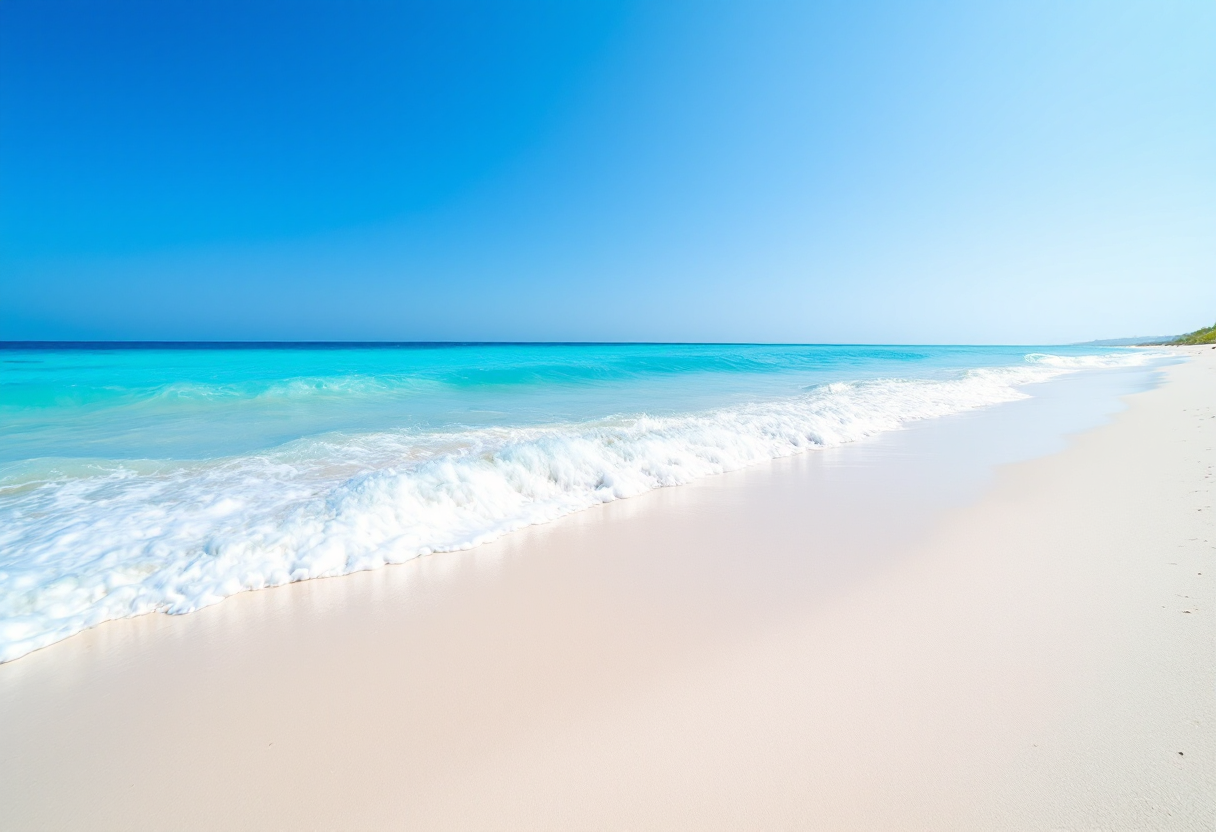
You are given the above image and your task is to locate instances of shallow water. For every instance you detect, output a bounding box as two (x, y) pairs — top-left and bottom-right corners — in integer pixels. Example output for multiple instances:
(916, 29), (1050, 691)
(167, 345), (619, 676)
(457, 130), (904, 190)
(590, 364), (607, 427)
(0, 342), (1175, 662)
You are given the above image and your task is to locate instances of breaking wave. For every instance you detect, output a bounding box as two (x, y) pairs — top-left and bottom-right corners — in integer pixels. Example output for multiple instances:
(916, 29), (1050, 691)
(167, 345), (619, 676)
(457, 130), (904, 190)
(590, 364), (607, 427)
(0, 351), (1168, 662)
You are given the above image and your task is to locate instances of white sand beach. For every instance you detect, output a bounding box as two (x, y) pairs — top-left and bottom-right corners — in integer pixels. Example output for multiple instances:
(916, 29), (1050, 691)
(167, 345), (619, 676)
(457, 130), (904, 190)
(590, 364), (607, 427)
(0, 347), (1212, 831)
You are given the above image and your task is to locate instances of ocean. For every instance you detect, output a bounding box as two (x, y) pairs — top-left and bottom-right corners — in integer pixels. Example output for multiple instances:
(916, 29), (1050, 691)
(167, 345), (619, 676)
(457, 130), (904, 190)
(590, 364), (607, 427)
(0, 342), (1171, 662)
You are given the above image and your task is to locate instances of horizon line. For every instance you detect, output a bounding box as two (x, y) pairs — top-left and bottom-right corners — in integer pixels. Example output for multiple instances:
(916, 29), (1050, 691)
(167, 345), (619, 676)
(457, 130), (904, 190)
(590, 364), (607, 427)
(0, 339), (1146, 349)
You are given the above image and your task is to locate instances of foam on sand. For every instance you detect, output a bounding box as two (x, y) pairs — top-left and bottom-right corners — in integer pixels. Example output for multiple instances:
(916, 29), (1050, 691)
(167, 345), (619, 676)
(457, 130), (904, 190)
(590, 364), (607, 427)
(0, 351), (1167, 662)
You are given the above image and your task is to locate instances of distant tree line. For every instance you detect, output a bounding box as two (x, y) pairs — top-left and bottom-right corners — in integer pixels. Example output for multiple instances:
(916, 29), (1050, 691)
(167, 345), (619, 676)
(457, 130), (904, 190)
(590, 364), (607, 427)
(1171, 322), (1216, 345)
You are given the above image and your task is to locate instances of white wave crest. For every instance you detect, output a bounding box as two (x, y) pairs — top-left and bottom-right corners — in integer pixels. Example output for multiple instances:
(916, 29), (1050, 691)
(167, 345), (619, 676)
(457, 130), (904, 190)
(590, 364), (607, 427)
(1025, 350), (1171, 368)
(0, 352), (1160, 662)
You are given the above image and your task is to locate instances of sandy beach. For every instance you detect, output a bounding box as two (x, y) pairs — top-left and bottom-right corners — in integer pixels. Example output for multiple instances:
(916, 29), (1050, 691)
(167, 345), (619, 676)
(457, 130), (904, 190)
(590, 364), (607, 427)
(0, 347), (1212, 831)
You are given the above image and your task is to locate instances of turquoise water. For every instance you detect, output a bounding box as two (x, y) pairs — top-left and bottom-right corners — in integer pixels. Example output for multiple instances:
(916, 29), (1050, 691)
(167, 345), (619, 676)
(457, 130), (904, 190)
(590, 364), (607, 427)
(0, 343), (1140, 463)
(0, 342), (1170, 662)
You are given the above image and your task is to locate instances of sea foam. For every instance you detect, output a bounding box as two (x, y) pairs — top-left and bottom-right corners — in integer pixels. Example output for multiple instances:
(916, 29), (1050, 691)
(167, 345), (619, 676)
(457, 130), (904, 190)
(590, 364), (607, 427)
(0, 351), (1166, 662)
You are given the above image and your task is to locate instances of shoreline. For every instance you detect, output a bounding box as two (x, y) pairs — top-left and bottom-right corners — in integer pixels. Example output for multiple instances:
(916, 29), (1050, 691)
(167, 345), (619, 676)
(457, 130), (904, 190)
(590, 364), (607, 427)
(1, 347), (1211, 829)
(0, 347), (1168, 665)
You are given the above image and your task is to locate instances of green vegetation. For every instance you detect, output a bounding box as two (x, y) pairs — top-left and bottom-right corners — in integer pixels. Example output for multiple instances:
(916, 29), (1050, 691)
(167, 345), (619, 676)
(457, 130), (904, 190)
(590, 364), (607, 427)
(1172, 322), (1216, 345)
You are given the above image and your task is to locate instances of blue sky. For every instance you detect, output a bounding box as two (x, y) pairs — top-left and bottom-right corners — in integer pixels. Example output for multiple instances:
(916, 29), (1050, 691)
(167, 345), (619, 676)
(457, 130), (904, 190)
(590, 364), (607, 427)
(2, 1), (1213, 343)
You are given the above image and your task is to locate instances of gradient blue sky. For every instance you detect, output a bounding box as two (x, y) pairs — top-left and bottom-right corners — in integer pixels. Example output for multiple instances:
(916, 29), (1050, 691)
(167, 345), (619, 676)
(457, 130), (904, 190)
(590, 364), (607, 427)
(2, 1), (1213, 343)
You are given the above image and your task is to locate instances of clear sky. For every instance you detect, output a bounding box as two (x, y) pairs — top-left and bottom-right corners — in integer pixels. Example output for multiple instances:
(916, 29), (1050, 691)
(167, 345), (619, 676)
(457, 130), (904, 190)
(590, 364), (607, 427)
(2, 1), (1213, 343)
